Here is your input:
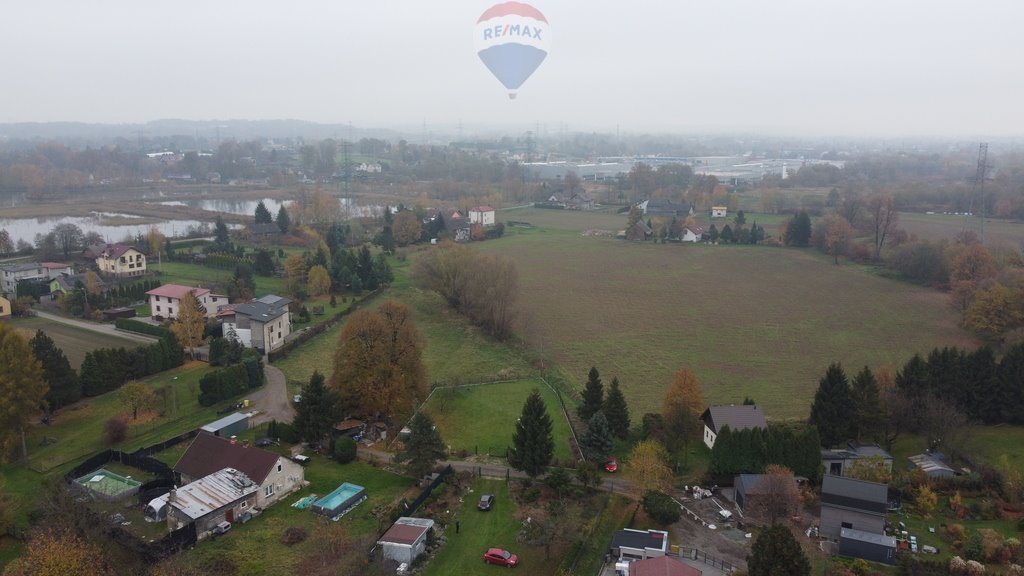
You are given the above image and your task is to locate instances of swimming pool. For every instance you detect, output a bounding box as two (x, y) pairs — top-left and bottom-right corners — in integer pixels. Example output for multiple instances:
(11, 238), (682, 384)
(311, 482), (366, 517)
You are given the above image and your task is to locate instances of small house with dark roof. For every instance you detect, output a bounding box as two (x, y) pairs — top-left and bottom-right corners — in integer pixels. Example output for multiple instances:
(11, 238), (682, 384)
(377, 517), (435, 565)
(822, 442), (893, 477)
(839, 527), (897, 565)
(166, 467), (258, 539)
(610, 528), (669, 561)
(174, 432), (304, 509)
(701, 405), (768, 449)
(628, 556), (702, 576)
(219, 294), (292, 353)
(95, 244), (146, 278)
(820, 475), (888, 540)
(49, 273), (105, 296)
(733, 474), (770, 514)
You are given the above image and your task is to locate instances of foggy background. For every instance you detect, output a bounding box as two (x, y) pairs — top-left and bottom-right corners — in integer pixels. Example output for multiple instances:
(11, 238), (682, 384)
(2, 0), (1021, 137)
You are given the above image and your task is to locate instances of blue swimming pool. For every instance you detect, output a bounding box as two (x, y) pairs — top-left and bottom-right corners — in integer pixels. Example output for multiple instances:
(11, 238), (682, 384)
(311, 482), (366, 517)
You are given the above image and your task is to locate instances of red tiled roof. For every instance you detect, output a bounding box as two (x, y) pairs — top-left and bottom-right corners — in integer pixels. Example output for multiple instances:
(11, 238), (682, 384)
(146, 284), (211, 299)
(630, 556), (702, 576)
(174, 432), (279, 485)
(101, 244), (139, 260)
(380, 523), (429, 545)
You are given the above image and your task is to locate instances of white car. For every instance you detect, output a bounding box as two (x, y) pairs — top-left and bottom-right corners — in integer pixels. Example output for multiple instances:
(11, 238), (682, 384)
(293, 394), (302, 403)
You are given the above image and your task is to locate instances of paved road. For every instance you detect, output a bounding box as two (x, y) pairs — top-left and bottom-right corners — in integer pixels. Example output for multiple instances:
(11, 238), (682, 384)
(248, 363), (295, 425)
(31, 310), (158, 344)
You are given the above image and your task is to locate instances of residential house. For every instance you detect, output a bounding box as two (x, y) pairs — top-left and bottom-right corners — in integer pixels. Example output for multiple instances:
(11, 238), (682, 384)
(641, 199), (691, 218)
(95, 244), (146, 278)
(146, 284), (225, 321)
(711, 206), (728, 218)
(165, 467), (258, 539)
(82, 243), (108, 260)
(377, 517), (435, 565)
(732, 474), (770, 516)
(356, 162), (383, 173)
(701, 405), (768, 449)
(219, 294), (292, 353)
(0, 295), (10, 319)
(610, 528), (669, 561)
(247, 222), (280, 240)
(822, 442), (893, 477)
(908, 452), (955, 479)
(628, 556), (702, 576)
(547, 190), (595, 210)
(469, 205), (496, 226)
(681, 226), (703, 243)
(1, 262), (72, 296)
(820, 475), (888, 540)
(174, 432), (305, 509)
(622, 220), (653, 241)
(49, 273), (105, 296)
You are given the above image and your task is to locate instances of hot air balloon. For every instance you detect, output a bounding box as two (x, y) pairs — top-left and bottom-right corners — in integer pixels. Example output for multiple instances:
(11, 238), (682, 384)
(474, 2), (550, 99)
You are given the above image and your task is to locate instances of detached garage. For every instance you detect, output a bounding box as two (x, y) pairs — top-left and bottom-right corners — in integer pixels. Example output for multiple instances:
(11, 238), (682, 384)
(378, 517), (434, 565)
(839, 528), (897, 565)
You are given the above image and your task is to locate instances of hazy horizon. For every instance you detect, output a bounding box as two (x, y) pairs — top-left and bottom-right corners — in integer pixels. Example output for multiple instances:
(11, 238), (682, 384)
(3, 0), (1022, 139)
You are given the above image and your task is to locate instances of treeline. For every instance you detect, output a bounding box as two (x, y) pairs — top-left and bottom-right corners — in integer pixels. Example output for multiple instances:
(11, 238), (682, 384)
(198, 350), (264, 406)
(708, 423), (822, 484)
(80, 335), (184, 396)
(114, 318), (169, 338)
(412, 242), (518, 340)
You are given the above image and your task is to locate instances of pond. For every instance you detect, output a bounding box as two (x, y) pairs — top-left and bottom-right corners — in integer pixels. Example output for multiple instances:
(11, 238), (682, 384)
(0, 213), (233, 245)
(155, 197), (384, 218)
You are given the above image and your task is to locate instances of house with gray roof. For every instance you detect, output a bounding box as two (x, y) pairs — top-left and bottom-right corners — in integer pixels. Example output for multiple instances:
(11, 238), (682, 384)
(701, 405), (768, 449)
(166, 467), (258, 539)
(820, 475), (888, 540)
(219, 295), (291, 353)
(822, 442), (893, 477)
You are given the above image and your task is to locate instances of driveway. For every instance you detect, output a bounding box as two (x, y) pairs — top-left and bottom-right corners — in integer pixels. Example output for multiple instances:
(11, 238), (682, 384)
(248, 363), (296, 425)
(31, 310), (158, 344)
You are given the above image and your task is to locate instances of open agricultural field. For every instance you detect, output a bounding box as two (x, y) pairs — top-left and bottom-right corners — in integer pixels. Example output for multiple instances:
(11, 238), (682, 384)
(899, 211), (1024, 246)
(8, 315), (144, 368)
(423, 379), (575, 464)
(477, 212), (977, 420)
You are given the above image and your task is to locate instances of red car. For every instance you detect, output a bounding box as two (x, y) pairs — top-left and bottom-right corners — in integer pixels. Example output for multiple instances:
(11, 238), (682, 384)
(604, 458), (619, 473)
(483, 547), (519, 567)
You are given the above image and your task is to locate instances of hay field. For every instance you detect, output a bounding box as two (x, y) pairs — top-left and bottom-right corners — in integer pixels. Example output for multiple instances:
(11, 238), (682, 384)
(481, 208), (977, 419)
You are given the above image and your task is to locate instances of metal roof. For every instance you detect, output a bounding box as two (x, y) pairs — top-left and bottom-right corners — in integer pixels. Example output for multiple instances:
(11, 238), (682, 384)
(841, 528), (896, 548)
(232, 300), (288, 323)
(701, 405), (767, 433)
(168, 467), (257, 520)
(201, 412), (250, 433)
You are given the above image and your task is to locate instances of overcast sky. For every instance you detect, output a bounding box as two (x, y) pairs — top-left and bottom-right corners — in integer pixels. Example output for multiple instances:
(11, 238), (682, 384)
(2, 0), (1021, 138)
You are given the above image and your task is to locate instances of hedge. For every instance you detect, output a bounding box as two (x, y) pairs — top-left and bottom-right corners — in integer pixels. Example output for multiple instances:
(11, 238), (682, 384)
(115, 318), (170, 338)
(198, 352), (264, 406)
(80, 335), (185, 397)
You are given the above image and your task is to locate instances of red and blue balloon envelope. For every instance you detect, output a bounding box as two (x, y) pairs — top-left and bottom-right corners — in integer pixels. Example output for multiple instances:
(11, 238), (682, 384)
(475, 2), (550, 99)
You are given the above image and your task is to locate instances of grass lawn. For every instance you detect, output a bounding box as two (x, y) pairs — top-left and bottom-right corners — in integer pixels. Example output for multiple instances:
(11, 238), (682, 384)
(422, 479), (537, 576)
(899, 211), (1024, 246)
(423, 379), (575, 464)
(23, 362), (220, 473)
(153, 261), (286, 296)
(474, 217), (977, 419)
(8, 315), (145, 368)
(185, 456), (413, 575)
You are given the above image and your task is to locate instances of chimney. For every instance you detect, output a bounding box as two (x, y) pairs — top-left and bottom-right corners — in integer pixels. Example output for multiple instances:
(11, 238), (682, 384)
(230, 435), (238, 445)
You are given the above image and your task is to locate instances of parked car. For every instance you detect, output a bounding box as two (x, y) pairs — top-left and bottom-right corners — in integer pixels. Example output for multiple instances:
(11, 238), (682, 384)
(212, 521), (231, 535)
(483, 548), (518, 567)
(478, 494), (495, 511)
(604, 458), (619, 473)
(255, 437), (274, 447)
(292, 454), (310, 466)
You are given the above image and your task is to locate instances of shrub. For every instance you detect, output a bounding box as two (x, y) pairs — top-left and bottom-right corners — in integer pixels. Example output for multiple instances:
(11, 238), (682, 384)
(104, 417), (128, 445)
(334, 437), (357, 464)
(642, 491), (681, 525)
(280, 526), (307, 546)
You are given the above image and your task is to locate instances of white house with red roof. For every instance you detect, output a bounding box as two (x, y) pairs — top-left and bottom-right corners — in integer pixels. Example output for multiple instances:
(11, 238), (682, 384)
(469, 205), (496, 226)
(95, 244), (146, 278)
(146, 284), (225, 321)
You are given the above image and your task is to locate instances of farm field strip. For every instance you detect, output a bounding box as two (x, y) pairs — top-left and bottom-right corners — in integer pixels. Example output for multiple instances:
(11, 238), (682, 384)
(9, 315), (145, 368)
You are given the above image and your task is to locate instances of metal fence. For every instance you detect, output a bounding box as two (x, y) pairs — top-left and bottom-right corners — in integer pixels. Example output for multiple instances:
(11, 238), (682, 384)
(677, 547), (737, 572)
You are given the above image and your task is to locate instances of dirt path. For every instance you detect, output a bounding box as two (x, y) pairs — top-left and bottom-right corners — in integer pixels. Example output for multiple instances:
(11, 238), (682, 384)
(31, 310), (158, 344)
(248, 363), (295, 425)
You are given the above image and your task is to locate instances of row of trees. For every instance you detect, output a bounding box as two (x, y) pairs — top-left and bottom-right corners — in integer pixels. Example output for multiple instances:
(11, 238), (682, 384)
(197, 351), (264, 406)
(413, 242), (518, 340)
(576, 367), (631, 462)
(79, 335), (184, 397)
(708, 423), (823, 484)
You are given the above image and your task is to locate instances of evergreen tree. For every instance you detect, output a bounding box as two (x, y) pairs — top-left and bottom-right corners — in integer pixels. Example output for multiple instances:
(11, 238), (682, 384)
(784, 210), (812, 246)
(720, 224), (734, 243)
(293, 371), (340, 446)
(997, 343), (1024, 424)
(896, 353), (929, 397)
(578, 366), (604, 422)
(395, 411), (447, 478)
(579, 411), (614, 461)
(254, 200), (273, 224)
(708, 223), (719, 242)
(850, 366), (882, 442)
(748, 525), (810, 576)
(253, 249), (275, 275)
(808, 363), (853, 447)
(603, 376), (631, 440)
(276, 205), (291, 234)
(357, 245), (375, 288)
(79, 352), (104, 397)
(509, 389), (555, 477)
(29, 330), (80, 410)
(213, 215), (230, 246)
